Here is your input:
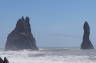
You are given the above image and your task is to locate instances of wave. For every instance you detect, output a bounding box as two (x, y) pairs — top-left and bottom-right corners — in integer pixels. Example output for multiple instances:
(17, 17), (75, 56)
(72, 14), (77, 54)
(0, 48), (96, 63)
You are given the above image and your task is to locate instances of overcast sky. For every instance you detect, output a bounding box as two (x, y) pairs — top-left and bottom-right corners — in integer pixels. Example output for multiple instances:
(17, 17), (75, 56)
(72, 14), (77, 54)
(0, 0), (96, 48)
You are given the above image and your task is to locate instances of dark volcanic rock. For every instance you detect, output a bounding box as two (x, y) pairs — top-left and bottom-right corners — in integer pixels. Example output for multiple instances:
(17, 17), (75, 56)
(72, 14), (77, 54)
(5, 16), (38, 50)
(0, 57), (9, 63)
(0, 57), (3, 63)
(81, 21), (94, 49)
(3, 57), (9, 63)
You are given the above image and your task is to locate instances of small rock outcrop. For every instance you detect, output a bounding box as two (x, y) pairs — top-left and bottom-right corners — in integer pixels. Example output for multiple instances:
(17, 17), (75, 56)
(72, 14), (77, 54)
(0, 57), (9, 63)
(5, 16), (38, 50)
(3, 57), (9, 63)
(0, 57), (4, 63)
(81, 21), (94, 49)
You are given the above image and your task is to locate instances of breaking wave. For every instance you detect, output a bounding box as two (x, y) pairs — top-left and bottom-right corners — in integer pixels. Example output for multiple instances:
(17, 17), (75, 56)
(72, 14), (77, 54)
(0, 48), (96, 63)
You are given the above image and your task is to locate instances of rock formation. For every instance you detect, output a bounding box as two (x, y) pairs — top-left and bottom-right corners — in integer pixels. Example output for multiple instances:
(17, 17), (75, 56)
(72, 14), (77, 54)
(0, 57), (4, 63)
(0, 57), (9, 63)
(3, 57), (9, 63)
(81, 21), (94, 49)
(5, 16), (38, 50)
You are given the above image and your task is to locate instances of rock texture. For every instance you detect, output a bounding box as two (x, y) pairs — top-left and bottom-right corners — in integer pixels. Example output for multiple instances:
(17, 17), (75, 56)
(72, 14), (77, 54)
(5, 17), (38, 50)
(81, 21), (94, 49)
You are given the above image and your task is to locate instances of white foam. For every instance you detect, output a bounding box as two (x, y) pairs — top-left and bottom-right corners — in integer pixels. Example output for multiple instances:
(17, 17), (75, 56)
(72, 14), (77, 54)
(0, 49), (96, 63)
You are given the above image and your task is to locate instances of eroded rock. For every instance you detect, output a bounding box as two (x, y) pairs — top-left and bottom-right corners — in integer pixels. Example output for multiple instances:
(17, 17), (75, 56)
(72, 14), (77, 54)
(5, 16), (38, 50)
(81, 21), (94, 49)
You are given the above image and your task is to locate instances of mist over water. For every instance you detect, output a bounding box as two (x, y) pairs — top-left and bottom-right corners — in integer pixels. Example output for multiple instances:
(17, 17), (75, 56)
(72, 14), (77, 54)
(0, 48), (96, 63)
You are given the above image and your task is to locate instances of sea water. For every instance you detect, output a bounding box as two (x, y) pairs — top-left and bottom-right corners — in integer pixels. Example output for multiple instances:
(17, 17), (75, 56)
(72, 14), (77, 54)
(0, 48), (96, 63)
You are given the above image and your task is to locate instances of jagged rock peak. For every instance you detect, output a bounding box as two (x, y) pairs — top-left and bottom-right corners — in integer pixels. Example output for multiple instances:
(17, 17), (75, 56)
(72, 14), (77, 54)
(81, 21), (94, 49)
(5, 16), (38, 50)
(15, 16), (31, 33)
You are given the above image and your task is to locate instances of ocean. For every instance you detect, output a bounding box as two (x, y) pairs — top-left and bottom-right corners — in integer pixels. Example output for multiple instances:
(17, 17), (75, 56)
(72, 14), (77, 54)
(0, 48), (96, 63)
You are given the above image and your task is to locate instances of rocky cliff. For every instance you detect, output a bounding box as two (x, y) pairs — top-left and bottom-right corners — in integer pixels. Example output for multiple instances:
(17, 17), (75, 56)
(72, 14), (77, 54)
(5, 17), (38, 50)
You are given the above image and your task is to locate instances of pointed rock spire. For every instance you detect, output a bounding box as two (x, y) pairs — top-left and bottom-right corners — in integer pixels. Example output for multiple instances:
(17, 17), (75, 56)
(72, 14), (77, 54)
(81, 21), (94, 49)
(3, 57), (9, 63)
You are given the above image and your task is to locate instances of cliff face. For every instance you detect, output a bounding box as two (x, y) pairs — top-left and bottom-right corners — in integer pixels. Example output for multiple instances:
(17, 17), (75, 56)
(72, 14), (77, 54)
(5, 17), (38, 50)
(81, 21), (94, 49)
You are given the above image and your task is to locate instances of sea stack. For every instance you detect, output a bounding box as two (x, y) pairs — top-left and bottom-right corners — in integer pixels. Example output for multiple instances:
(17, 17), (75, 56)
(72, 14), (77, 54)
(81, 21), (94, 49)
(5, 16), (38, 50)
